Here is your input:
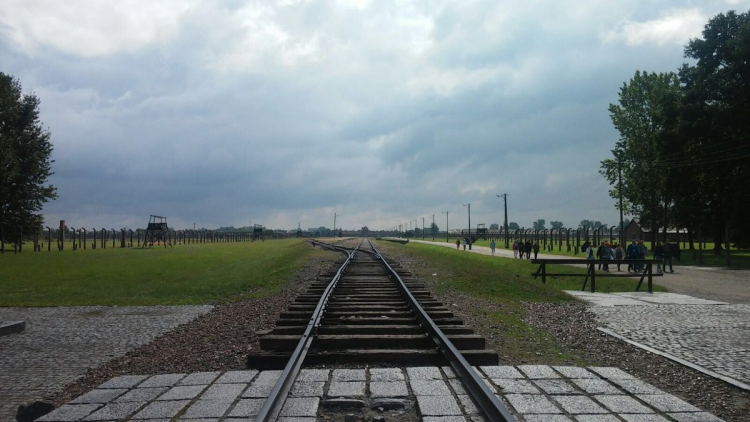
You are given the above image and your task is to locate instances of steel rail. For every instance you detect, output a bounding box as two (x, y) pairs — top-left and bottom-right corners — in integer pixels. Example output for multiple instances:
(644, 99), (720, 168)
(367, 239), (517, 422)
(255, 239), (363, 421)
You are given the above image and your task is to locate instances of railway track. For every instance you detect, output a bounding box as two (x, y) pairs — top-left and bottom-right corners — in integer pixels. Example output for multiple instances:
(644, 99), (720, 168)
(248, 238), (515, 421)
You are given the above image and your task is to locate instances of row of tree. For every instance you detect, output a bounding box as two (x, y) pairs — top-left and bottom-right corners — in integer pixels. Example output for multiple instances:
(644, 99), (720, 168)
(601, 10), (750, 252)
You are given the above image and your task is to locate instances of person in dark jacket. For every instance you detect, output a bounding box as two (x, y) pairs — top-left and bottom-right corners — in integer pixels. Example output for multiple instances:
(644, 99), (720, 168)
(654, 242), (665, 273)
(626, 240), (639, 272)
(533, 241), (540, 259)
(518, 241), (525, 259)
(525, 241), (532, 260)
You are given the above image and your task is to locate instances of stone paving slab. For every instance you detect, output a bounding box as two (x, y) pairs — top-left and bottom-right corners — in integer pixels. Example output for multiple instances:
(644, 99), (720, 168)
(585, 301), (750, 388)
(35, 365), (723, 421)
(0, 305), (213, 422)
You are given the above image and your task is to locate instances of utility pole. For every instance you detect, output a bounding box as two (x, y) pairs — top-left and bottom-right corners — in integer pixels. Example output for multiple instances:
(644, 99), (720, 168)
(443, 211), (449, 242)
(422, 217), (425, 239)
(333, 213), (337, 238)
(463, 203), (471, 236)
(497, 194), (509, 248)
(431, 214), (435, 240)
(617, 158), (624, 247)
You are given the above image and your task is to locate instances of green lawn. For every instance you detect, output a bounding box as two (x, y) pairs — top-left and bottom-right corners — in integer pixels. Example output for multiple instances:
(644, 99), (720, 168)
(375, 240), (667, 365)
(0, 239), (330, 306)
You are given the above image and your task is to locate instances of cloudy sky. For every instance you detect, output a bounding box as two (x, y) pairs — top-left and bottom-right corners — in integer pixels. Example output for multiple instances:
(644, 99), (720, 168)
(2, 0), (747, 232)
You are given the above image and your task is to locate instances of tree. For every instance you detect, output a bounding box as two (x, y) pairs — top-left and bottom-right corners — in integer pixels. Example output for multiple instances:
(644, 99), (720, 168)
(579, 220), (593, 230)
(489, 223), (499, 230)
(430, 222), (439, 232)
(508, 222), (519, 230)
(550, 221), (564, 229)
(0, 73), (57, 249)
(360, 226), (370, 236)
(532, 219), (546, 230)
(679, 10), (750, 250)
(601, 71), (682, 247)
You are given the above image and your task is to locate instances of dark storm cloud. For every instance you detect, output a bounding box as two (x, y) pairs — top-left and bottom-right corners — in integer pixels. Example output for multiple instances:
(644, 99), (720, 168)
(1, 0), (744, 230)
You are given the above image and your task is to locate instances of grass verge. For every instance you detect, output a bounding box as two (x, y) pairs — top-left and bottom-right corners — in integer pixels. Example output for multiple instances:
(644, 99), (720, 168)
(375, 241), (666, 365)
(0, 239), (330, 306)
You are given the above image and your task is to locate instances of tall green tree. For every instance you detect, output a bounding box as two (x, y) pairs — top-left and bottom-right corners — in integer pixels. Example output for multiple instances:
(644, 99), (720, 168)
(679, 10), (750, 250)
(0, 73), (57, 249)
(550, 221), (564, 229)
(601, 71), (682, 247)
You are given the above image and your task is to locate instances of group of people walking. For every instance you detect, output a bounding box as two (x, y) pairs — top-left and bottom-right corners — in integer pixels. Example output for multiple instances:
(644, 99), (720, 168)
(512, 240), (540, 259)
(584, 239), (674, 273)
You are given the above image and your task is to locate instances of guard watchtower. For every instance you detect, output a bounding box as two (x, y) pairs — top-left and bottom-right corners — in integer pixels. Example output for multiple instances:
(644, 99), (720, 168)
(143, 215), (172, 247)
(252, 224), (264, 241)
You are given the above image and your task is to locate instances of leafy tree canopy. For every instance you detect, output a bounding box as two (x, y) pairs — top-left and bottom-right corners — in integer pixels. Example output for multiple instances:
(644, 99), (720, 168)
(0, 72), (57, 248)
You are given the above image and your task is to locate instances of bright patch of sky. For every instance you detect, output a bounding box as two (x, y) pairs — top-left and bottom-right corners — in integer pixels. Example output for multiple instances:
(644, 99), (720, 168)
(2, 0), (748, 231)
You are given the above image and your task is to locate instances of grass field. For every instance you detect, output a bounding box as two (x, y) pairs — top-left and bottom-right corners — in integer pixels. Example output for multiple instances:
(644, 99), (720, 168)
(375, 240), (666, 365)
(0, 239), (331, 306)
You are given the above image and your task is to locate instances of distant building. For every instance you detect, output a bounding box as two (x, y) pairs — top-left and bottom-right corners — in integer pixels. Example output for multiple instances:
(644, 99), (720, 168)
(622, 220), (690, 243)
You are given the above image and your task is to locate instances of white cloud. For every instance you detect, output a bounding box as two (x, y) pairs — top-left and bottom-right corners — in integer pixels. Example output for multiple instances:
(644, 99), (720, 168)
(604, 8), (707, 47)
(0, 0), (194, 57)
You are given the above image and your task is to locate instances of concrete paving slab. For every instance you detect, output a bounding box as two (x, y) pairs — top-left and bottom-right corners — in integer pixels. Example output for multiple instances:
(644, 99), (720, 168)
(417, 395), (463, 416)
(407, 366), (444, 380)
(570, 378), (622, 394)
(227, 398), (265, 418)
(491, 379), (540, 394)
(139, 374), (187, 388)
(504, 394), (562, 414)
(410, 379), (452, 396)
(132, 400), (190, 419)
(533, 379), (579, 394)
(610, 379), (664, 395)
(667, 412), (724, 421)
(327, 381), (365, 397)
(517, 365), (559, 379)
(618, 414), (670, 422)
(525, 416), (573, 422)
(82, 401), (143, 421)
(215, 370), (258, 384)
(296, 368), (329, 382)
(37, 404), (101, 421)
(114, 387), (168, 403)
(587, 367), (636, 380)
(370, 367), (404, 381)
(331, 368), (366, 381)
(279, 397), (319, 417)
(70, 388), (127, 404)
(552, 366), (597, 379)
(182, 399), (233, 418)
(480, 365), (524, 379)
(594, 395), (653, 413)
(178, 371), (221, 386)
(422, 417), (468, 422)
(157, 385), (206, 401)
(637, 394), (701, 412)
(200, 383), (244, 401)
(574, 415), (620, 422)
(370, 381), (409, 397)
(97, 375), (149, 389)
(291, 381), (325, 397)
(552, 395), (608, 414)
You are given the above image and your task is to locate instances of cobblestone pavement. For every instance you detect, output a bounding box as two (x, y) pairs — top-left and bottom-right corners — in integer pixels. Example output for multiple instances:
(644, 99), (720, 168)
(0, 306), (213, 421)
(37, 365), (722, 421)
(588, 303), (750, 389)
